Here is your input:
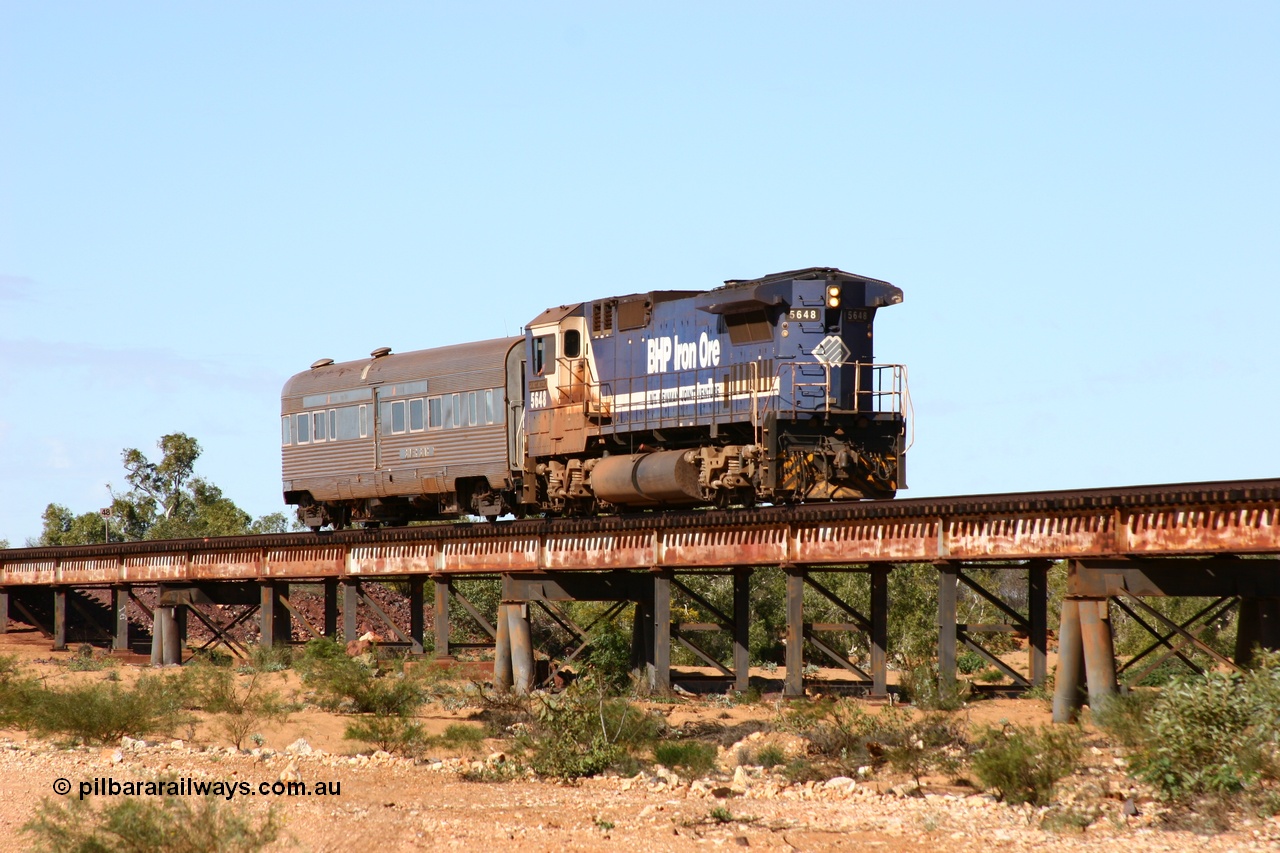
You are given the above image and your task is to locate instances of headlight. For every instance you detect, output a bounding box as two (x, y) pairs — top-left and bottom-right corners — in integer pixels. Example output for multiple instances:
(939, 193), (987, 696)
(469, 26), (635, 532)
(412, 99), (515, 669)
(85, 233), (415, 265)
(826, 285), (841, 308)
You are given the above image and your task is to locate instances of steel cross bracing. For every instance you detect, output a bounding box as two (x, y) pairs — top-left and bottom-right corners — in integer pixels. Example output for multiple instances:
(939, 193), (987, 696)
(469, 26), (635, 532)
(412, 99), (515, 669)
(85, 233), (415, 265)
(3, 477), (1280, 701)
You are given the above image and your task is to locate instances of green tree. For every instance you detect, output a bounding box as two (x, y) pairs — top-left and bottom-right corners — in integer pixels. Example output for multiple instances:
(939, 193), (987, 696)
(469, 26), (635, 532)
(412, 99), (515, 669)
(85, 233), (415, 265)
(33, 505), (117, 547)
(33, 433), (289, 545)
(123, 434), (199, 514)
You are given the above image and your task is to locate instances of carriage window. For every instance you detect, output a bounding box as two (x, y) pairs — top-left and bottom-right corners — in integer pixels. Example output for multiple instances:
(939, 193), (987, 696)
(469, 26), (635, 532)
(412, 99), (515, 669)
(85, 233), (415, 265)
(563, 329), (581, 359)
(428, 396), (442, 429)
(313, 411), (327, 442)
(336, 406), (361, 440)
(409, 398), (424, 432)
(485, 389), (496, 424)
(329, 409), (337, 440)
(359, 404), (369, 438)
(391, 400), (406, 434)
(532, 334), (555, 375)
(467, 391), (478, 426)
(295, 413), (310, 444)
(281, 416), (292, 445)
(442, 394), (455, 429)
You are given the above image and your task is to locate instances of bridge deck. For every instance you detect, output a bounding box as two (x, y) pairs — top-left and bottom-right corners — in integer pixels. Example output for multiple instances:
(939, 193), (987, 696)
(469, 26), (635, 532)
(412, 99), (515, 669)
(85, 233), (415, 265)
(4, 478), (1280, 585)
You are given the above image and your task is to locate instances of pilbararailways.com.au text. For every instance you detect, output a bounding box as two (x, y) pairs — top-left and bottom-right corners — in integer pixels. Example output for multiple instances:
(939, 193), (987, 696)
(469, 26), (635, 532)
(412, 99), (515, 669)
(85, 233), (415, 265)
(55, 777), (342, 801)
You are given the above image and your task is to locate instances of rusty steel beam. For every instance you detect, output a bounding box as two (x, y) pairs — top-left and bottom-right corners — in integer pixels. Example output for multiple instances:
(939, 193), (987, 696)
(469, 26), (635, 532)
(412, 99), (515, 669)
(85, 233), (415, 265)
(6, 478), (1280, 587)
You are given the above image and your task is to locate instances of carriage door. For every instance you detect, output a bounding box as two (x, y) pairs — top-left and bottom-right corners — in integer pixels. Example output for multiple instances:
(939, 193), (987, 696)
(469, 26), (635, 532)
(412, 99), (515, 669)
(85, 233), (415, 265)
(504, 341), (526, 471)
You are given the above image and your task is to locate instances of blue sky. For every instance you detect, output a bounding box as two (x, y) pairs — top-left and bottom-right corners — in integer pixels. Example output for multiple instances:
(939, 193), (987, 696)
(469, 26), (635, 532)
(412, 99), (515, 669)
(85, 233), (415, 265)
(2, 3), (1277, 545)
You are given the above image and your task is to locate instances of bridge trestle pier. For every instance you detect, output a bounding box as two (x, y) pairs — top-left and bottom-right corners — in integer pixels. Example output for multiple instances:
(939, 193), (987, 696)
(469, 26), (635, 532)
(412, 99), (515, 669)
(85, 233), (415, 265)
(936, 561), (1051, 696)
(1051, 558), (1280, 722)
(781, 566), (889, 698)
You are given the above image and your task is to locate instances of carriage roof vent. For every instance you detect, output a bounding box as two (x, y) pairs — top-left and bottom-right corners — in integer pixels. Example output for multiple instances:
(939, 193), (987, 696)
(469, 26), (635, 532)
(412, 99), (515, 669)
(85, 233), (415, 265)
(310, 358), (335, 369)
(370, 346), (392, 358)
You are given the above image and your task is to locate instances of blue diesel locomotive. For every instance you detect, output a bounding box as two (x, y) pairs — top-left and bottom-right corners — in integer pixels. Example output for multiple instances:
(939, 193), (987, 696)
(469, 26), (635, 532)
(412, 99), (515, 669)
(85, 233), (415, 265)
(281, 267), (909, 527)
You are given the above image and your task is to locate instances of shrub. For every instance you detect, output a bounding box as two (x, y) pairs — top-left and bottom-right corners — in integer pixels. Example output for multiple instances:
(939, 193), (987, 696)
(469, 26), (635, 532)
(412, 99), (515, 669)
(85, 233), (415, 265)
(1091, 691), (1157, 750)
(585, 618), (635, 693)
(519, 675), (662, 779)
(0, 654), (39, 727)
(956, 650), (985, 675)
(296, 637), (424, 715)
(344, 715), (429, 756)
(884, 712), (967, 784)
(242, 643), (292, 674)
(22, 674), (189, 745)
(1098, 666), (1280, 800)
(23, 790), (279, 853)
(187, 665), (292, 750)
(781, 699), (967, 783)
(65, 644), (117, 672)
(708, 806), (735, 824)
(781, 697), (877, 760)
(971, 724), (1082, 805)
(654, 741), (718, 778)
(897, 663), (971, 711)
(737, 742), (786, 768)
(434, 723), (486, 751)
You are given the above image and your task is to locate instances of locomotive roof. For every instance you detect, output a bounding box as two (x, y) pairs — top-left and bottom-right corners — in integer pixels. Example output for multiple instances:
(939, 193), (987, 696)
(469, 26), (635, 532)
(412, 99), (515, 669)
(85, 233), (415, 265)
(719, 266), (895, 289)
(524, 290), (699, 328)
(524, 268), (896, 328)
(282, 336), (521, 399)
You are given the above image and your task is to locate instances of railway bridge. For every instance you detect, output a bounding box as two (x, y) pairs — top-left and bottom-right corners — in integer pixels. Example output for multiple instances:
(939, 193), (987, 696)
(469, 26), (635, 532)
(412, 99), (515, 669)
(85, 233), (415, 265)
(3, 477), (1280, 723)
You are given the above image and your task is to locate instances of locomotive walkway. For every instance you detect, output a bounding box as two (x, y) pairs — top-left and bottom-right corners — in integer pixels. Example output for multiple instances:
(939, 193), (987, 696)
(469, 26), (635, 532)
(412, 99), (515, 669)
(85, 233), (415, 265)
(4, 477), (1280, 721)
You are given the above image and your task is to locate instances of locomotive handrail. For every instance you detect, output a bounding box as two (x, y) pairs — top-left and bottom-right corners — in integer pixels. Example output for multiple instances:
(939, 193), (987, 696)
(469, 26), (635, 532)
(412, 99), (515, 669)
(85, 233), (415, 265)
(772, 362), (910, 422)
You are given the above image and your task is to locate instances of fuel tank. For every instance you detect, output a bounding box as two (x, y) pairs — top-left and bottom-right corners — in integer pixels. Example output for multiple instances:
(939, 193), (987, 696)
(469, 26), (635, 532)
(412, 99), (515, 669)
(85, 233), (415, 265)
(590, 450), (704, 507)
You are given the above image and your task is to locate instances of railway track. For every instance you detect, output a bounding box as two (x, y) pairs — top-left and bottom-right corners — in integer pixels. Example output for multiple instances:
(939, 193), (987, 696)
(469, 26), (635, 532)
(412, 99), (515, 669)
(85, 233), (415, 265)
(6, 475), (1280, 562)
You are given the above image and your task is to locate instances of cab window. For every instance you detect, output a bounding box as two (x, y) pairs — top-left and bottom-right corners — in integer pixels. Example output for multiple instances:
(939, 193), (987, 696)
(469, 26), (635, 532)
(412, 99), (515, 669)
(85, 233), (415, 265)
(532, 334), (555, 375)
(563, 329), (581, 358)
